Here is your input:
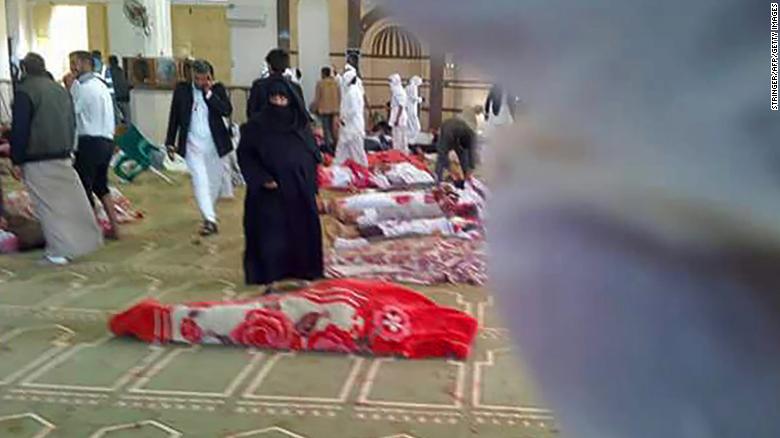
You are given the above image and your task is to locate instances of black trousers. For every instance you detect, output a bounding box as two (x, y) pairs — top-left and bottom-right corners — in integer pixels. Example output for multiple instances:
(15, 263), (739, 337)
(74, 136), (114, 207)
(319, 113), (337, 152)
(435, 141), (475, 182)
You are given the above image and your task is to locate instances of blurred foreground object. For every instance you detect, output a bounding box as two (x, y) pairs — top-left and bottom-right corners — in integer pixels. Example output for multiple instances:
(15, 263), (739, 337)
(388, 1), (779, 437)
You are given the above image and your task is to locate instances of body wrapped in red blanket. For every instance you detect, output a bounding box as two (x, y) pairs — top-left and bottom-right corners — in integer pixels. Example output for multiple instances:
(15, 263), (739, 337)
(109, 279), (478, 360)
(318, 151), (434, 191)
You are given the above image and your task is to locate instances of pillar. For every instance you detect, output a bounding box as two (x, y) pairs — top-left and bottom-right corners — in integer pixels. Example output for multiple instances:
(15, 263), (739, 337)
(145, 0), (172, 56)
(429, 50), (445, 129)
(107, 0), (172, 57)
(297, 0), (330, 103)
(277, 0), (290, 50)
(347, 0), (361, 50)
(5, 0), (30, 61)
(0, 0), (13, 124)
(0, 0), (10, 80)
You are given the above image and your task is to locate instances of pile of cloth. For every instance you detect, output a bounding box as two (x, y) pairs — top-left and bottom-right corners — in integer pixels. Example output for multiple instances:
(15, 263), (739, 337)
(321, 180), (488, 285)
(109, 278), (478, 360)
(323, 180), (487, 239)
(0, 187), (143, 254)
(318, 151), (434, 191)
(316, 145), (488, 286)
(325, 237), (488, 286)
(331, 216), (482, 249)
(366, 150), (429, 170)
(5, 187), (143, 225)
(96, 187), (145, 229)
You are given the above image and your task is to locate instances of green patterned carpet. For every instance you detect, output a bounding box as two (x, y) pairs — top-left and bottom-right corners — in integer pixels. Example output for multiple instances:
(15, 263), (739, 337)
(0, 172), (556, 437)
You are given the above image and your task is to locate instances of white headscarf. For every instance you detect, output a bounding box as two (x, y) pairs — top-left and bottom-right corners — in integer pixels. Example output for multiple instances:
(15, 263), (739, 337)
(340, 64), (363, 94)
(406, 75), (423, 105)
(389, 73), (407, 107)
(389, 73), (404, 94)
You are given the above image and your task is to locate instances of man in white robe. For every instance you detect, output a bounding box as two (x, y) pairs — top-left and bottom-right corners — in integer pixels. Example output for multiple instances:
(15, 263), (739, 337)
(388, 74), (409, 153)
(405, 76), (424, 143)
(334, 68), (368, 167)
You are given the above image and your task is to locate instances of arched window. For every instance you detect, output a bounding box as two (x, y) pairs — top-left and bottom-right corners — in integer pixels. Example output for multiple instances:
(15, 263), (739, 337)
(367, 25), (424, 59)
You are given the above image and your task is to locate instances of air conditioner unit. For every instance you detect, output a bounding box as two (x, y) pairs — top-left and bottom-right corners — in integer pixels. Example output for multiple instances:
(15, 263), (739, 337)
(227, 4), (268, 28)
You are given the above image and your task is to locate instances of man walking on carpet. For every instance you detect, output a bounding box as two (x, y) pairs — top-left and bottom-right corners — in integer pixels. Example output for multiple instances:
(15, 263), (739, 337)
(70, 50), (121, 240)
(247, 49), (306, 119)
(312, 66), (340, 154)
(165, 59), (234, 236)
(10, 53), (103, 264)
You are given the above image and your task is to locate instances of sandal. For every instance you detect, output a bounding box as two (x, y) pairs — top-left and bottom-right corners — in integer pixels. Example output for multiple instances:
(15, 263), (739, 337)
(199, 221), (219, 237)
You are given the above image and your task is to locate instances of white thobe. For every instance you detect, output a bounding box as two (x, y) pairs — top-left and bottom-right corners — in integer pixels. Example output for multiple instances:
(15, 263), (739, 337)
(186, 86), (223, 223)
(334, 83), (368, 167)
(389, 77), (410, 153)
(405, 79), (423, 143)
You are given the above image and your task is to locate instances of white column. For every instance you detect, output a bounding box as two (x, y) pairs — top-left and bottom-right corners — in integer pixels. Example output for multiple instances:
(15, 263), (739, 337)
(297, 0), (330, 104)
(0, 0), (10, 80)
(5, 0), (30, 60)
(0, 0), (12, 124)
(107, 0), (172, 57)
(145, 0), (172, 57)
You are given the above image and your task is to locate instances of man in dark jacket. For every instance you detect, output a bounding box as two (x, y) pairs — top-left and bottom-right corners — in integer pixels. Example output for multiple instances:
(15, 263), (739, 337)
(10, 53), (102, 264)
(434, 117), (477, 183)
(165, 59), (233, 236)
(108, 55), (132, 124)
(246, 48), (306, 119)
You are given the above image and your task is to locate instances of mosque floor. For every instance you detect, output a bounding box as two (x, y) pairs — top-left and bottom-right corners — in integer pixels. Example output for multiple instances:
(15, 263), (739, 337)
(0, 172), (557, 437)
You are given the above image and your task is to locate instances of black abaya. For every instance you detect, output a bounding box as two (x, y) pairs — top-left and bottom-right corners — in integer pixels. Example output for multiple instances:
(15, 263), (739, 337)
(238, 86), (323, 285)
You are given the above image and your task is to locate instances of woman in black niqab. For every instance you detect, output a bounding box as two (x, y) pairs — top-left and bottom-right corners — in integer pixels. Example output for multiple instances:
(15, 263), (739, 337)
(238, 77), (324, 285)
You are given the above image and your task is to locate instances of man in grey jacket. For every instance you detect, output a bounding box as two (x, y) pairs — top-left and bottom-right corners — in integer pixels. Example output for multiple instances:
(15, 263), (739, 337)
(10, 53), (102, 265)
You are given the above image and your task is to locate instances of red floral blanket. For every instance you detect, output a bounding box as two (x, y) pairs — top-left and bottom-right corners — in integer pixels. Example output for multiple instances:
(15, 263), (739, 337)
(367, 150), (429, 171)
(318, 151), (433, 191)
(325, 237), (488, 286)
(109, 279), (478, 360)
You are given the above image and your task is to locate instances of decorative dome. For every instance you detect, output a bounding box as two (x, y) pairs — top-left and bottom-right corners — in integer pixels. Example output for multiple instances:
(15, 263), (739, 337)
(370, 25), (424, 59)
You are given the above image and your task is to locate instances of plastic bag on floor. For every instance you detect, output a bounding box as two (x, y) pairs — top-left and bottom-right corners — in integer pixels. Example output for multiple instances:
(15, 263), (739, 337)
(0, 230), (19, 254)
(163, 153), (189, 173)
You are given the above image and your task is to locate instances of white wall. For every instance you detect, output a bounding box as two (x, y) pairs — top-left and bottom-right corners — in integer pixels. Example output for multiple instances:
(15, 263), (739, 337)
(38, 5), (88, 80)
(107, 0), (147, 57)
(297, 0), (330, 103)
(229, 0), (276, 87)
